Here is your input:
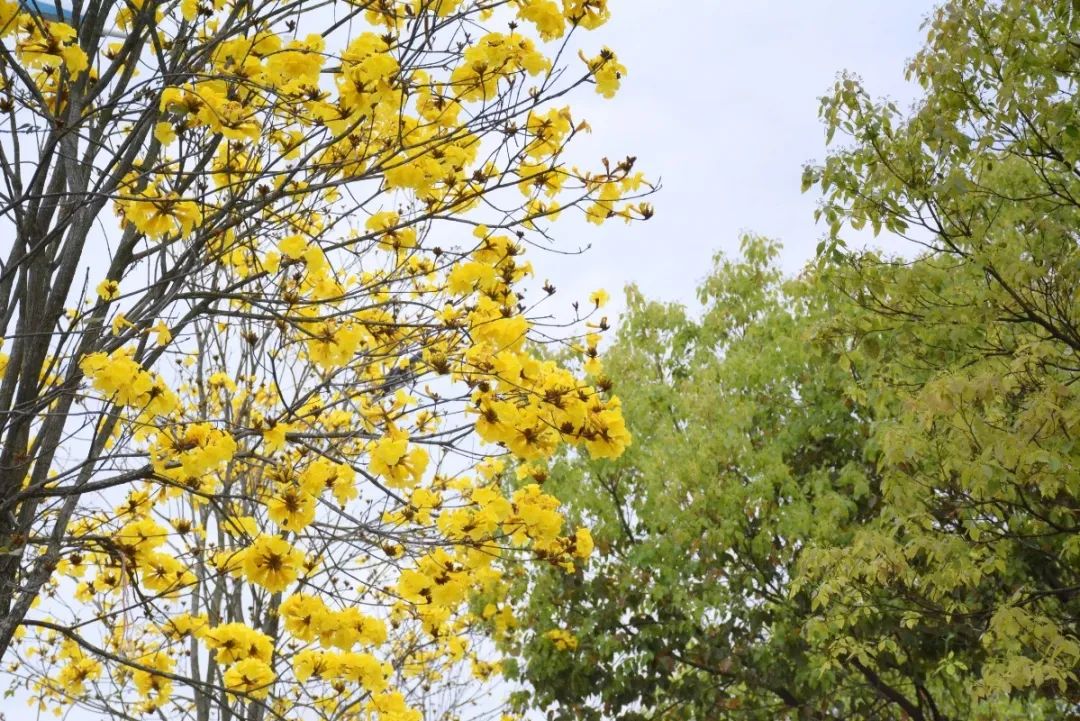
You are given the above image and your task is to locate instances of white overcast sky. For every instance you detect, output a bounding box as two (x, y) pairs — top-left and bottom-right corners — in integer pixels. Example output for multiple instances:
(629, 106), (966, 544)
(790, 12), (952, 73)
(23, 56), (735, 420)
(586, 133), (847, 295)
(528, 0), (938, 321)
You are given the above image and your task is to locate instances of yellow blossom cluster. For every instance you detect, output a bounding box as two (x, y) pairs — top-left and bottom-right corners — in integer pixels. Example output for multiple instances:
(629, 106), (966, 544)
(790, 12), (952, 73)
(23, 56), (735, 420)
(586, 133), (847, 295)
(0, 3), (88, 111)
(115, 180), (203, 240)
(52, 641), (102, 697)
(544, 628), (579, 651)
(80, 349), (178, 417)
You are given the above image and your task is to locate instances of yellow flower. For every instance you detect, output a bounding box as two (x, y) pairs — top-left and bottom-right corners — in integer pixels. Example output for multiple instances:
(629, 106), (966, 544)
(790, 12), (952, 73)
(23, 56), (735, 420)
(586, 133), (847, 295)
(263, 250), (282, 274)
(17, 22), (88, 73)
(582, 47), (625, 98)
(510, 484), (564, 544)
(207, 371), (236, 393)
(262, 421), (291, 453)
(369, 431), (429, 488)
(96, 279), (120, 301)
(57, 655), (102, 694)
(218, 513), (257, 539)
(202, 622), (273, 665)
(563, 0), (610, 29)
(332, 652), (388, 693)
(115, 518), (169, 560)
(294, 649), (333, 682)
(151, 423), (237, 478)
(279, 594), (331, 642)
(368, 691), (420, 721)
(573, 527), (594, 558)
(298, 456), (357, 505)
(151, 319), (172, 346)
(118, 184), (202, 239)
(583, 399), (631, 459)
(111, 312), (134, 335)
(544, 628), (578, 650)
(159, 613), (208, 640)
(60, 43), (89, 73)
(589, 288), (609, 308)
(518, 0), (566, 41)
(139, 551), (195, 596)
(55, 641), (101, 695)
(242, 534), (303, 592)
(154, 122), (176, 145)
(505, 416), (558, 460)
(279, 235), (307, 259)
(266, 485), (315, 531)
(131, 651), (174, 704)
(322, 607), (387, 649)
(223, 657), (274, 699)
(80, 349), (178, 415)
(304, 318), (365, 368)
(584, 354), (603, 376)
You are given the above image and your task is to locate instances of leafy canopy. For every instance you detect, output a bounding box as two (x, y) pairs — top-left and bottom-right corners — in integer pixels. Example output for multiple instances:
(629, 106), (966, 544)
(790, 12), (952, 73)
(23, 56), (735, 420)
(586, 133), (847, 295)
(802, 0), (1080, 709)
(503, 236), (889, 721)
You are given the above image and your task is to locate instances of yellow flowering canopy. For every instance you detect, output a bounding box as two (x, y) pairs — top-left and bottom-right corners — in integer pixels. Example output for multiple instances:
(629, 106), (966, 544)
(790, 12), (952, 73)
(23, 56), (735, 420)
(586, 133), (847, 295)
(0, 0), (651, 719)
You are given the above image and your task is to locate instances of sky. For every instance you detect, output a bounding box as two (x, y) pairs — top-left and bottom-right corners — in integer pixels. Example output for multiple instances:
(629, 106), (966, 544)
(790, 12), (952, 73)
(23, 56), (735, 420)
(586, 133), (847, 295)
(528, 0), (939, 321)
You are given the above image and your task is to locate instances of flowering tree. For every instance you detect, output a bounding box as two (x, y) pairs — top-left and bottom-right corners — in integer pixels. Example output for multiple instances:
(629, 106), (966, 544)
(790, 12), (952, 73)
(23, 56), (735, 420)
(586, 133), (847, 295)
(0, 0), (649, 718)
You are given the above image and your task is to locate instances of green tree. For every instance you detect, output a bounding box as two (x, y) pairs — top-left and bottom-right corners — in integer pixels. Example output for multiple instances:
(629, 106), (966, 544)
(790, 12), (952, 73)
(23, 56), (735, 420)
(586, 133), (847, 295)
(501, 236), (1066, 719)
(500, 237), (895, 720)
(799, 0), (1080, 711)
